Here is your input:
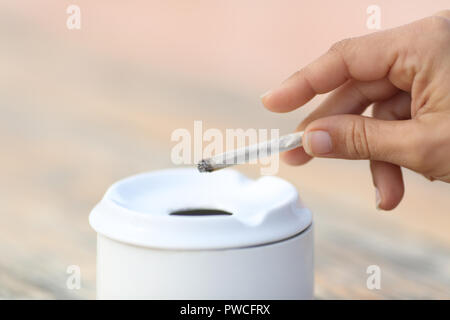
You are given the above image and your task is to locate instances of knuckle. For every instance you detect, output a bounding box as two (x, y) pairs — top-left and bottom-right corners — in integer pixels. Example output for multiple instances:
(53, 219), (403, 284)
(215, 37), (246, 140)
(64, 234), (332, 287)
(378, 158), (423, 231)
(291, 69), (303, 81)
(410, 16), (450, 56)
(329, 38), (352, 54)
(345, 118), (371, 159)
(423, 16), (450, 37)
(434, 10), (450, 19)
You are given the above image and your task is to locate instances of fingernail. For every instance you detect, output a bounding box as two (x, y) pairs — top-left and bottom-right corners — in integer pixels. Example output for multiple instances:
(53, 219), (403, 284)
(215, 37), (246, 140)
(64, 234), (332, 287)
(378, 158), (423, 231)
(375, 187), (381, 210)
(260, 89), (272, 99)
(303, 131), (332, 155)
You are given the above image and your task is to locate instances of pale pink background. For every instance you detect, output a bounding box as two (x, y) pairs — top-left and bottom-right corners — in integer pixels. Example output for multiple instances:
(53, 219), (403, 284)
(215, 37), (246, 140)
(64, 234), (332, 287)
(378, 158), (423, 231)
(6, 0), (449, 90)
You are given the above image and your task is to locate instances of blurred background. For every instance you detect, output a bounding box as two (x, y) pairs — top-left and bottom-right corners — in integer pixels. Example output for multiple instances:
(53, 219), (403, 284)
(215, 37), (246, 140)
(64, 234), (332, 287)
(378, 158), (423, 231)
(1, 0), (449, 299)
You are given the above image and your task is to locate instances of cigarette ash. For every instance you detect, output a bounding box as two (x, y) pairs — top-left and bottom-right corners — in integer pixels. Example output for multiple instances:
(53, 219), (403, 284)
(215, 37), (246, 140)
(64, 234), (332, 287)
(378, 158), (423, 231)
(197, 159), (214, 173)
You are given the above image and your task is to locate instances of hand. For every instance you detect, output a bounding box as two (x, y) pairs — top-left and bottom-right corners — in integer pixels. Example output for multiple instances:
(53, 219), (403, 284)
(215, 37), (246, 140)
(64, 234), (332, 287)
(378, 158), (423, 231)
(261, 11), (450, 210)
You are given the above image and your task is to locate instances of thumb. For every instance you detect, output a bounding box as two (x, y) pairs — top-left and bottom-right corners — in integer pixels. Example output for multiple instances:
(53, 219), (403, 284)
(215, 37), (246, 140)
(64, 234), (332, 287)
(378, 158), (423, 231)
(302, 114), (425, 169)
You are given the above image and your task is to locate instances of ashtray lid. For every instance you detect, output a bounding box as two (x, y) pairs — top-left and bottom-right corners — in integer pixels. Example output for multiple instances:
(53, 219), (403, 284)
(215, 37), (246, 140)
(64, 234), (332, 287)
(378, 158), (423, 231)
(89, 168), (312, 250)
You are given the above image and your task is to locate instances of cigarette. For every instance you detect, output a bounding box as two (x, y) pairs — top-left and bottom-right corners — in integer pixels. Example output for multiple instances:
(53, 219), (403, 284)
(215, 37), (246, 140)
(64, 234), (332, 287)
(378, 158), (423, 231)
(197, 131), (304, 172)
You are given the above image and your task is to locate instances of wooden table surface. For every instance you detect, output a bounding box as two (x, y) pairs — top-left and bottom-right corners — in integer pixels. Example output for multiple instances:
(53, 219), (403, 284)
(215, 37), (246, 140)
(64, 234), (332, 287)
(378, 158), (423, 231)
(1, 2), (450, 299)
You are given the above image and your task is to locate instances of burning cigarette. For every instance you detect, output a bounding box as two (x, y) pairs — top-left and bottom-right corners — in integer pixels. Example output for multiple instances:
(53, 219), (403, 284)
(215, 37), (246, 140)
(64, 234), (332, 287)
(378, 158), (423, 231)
(197, 131), (304, 173)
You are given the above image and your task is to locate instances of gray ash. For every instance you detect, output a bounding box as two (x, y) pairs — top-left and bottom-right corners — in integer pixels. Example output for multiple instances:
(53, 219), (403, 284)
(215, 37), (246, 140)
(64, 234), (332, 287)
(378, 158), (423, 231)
(197, 159), (213, 173)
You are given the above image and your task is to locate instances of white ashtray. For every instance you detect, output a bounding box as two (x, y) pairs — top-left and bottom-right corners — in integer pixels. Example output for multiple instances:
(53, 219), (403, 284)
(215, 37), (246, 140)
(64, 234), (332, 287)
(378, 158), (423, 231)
(90, 168), (313, 299)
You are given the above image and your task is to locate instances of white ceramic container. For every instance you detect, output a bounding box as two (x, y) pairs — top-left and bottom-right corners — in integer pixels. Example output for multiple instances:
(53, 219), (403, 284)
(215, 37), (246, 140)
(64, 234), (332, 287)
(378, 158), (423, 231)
(89, 168), (313, 299)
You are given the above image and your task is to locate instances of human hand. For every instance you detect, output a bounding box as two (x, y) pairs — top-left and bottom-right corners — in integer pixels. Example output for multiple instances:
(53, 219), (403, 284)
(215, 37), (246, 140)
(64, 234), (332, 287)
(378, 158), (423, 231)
(261, 12), (450, 210)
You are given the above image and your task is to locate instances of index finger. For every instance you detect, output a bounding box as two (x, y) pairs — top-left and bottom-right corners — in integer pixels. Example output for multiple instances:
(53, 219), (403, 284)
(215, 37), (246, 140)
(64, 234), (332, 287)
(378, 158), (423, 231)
(261, 26), (405, 113)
